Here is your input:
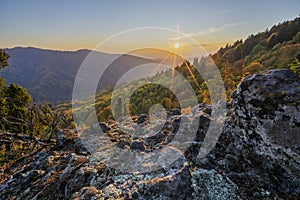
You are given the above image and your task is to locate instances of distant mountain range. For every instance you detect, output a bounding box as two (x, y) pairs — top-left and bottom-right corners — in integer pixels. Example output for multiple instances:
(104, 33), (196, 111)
(1, 47), (158, 103)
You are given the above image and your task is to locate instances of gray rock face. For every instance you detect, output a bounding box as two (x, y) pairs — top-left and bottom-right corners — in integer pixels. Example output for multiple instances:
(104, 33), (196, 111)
(202, 69), (300, 199)
(191, 169), (240, 200)
(232, 69), (300, 153)
(0, 69), (299, 199)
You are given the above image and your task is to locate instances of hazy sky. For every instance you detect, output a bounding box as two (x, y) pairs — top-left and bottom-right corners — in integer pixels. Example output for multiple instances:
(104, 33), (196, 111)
(1, 0), (299, 53)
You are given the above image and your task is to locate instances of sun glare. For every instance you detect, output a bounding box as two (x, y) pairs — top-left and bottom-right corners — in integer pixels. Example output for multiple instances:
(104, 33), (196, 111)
(174, 42), (180, 49)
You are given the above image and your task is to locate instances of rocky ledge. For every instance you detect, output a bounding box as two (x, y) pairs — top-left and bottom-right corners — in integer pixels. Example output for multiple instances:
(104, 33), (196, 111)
(0, 69), (299, 199)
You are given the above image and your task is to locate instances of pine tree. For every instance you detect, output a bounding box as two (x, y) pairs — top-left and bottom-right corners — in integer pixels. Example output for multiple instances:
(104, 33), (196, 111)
(0, 49), (9, 70)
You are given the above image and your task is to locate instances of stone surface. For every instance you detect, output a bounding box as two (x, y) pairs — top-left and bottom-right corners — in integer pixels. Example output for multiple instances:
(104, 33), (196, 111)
(0, 69), (299, 199)
(168, 109), (181, 116)
(136, 114), (148, 124)
(191, 169), (240, 200)
(200, 69), (300, 199)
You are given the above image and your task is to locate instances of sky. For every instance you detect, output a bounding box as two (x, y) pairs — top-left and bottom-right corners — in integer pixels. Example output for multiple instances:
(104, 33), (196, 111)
(1, 0), (299, 54)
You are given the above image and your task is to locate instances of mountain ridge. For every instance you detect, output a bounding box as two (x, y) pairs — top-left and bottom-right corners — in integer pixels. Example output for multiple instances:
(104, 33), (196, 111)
(1, 47), (155, 103)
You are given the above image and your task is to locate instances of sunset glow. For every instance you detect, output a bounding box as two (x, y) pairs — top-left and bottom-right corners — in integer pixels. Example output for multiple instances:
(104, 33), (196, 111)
(1, 0), (299, 53)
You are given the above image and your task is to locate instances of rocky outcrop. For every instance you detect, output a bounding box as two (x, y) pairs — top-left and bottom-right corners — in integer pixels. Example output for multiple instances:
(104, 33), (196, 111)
(193, 69), (300, 199)
(0, 69), (299, 199)
(191, 169), (240, 200)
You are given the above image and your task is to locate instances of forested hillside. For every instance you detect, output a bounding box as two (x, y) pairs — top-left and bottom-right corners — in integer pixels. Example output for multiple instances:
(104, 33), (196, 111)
(212, 17), (300, 96)
(60, 17), (300, 124)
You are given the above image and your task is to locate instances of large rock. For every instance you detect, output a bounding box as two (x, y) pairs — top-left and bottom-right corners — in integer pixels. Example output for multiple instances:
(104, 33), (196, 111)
(191, 169), (240, 200)
(0, 69), (299, 199)
(195, 70), (300, 199)
(232, 69), (300, 153)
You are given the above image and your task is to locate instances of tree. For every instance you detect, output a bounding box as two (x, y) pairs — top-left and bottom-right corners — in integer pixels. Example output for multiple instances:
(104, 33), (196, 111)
(0, 78), (7, 131)
(243, 62), (262, 75)
(37, 103), (63, 141)
(3, 83), (32, 133)
(0, 49), (9, 70)
(0, 49), (9, 130)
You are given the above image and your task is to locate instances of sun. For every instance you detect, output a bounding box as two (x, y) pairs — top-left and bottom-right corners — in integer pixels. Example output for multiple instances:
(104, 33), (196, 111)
(174, 42), (180, 49)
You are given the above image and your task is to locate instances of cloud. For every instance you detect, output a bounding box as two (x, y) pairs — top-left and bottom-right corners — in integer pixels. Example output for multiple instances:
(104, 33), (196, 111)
(169, 33), (197, 41)
(169, 22), (244, 41)
(168, 22), (244, 53)
(169, 36), (182, 41)
(198, 23), (244, 35)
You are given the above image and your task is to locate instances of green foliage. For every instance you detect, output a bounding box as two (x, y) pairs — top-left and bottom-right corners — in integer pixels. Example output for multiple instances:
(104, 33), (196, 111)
(212, 17), (300, 98)
(64, 61), (210, 124)
(129, 84), (179, 115)
(0, 50), (76, 166)
(244, 62), (262, 74)
(289, 59), (300, 76)
(2, 83), (32, 133)
(0, 49), (9, 69)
